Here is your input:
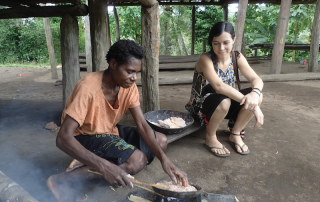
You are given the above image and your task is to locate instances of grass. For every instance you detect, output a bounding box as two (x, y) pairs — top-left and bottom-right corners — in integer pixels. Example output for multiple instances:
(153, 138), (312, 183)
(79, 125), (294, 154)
(0, 63), (51, 69)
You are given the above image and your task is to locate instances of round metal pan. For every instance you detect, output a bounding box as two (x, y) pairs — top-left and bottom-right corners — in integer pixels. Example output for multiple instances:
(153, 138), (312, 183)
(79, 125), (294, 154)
(144, 110), (194, 135)
(152, 184), (202, 199)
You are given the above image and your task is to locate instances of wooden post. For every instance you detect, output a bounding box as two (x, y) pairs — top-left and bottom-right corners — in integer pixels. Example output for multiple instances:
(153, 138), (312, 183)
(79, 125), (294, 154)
(43, 17), (58, 79)
(223, 4), (228, 21)
(308, 0), (320, 72)
(270, 0), (292, 74)
(191, 5), (195, 55)
(234, 0), (248, 52)
(88, 0), (109, 72)
(106, 6), (111, 48)
(241, 32), (246, 58)
(60, 13), (80, 105)
(85, 0), (92, 72)
(114, 6), (120, 41)
(141, 2), (160, 112)
(202, 39), (206, 53)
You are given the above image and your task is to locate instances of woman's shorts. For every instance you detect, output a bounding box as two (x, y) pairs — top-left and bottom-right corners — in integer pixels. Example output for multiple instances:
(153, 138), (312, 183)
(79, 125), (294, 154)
(75, 125), (156, 166)
(202, 87), (252, 124)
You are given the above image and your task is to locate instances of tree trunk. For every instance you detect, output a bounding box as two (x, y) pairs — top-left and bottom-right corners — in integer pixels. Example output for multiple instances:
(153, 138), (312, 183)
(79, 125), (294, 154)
(191, 5), (195, 55)
(60, 13), (80, 105)
(88, 0), (109, 72)
(43, 17), (58, 79)
(179, 32), (188, 56)
(85, 0), (92, 72)
(164, 23), (169, 55)
(106, 7), (111, 48)
(270, 0), (292, 74)
(141, 3), (160, 112)
(292, 21), (298, 62)
(114, 6), (120, 41)
(234, 0), (248, 51)
(308, 0), (320, 72)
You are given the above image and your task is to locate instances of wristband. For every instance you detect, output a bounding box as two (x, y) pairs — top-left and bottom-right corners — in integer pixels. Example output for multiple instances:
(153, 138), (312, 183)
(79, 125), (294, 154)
(253, 88), (262, 93)
(252, 90), (261, 97)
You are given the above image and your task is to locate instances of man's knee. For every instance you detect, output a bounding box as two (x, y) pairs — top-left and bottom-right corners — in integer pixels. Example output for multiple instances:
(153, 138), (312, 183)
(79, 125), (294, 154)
(126, 150), (147, 175)
(156, 132), (167, 150)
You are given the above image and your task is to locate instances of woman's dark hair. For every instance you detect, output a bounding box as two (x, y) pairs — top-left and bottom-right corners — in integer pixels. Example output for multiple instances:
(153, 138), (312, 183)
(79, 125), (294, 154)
(208, 21), (235, 52)
(106, 39), (145, 66)
(207, 21), (235, 71)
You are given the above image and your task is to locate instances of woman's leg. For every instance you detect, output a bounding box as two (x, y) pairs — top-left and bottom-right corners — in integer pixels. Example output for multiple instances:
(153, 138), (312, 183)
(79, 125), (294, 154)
(229, 94), (263, 153)
(205, 98), (231, 155)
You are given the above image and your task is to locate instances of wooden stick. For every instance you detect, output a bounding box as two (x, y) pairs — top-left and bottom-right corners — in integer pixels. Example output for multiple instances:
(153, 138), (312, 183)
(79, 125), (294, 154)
(132, 184), (167, 198)
(87, 169), (169, 190)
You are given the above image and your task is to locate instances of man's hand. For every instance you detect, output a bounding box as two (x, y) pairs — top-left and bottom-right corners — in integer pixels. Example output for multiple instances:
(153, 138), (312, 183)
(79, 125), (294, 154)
(161, 157), (188, 187)
(99, 163), (133, 188)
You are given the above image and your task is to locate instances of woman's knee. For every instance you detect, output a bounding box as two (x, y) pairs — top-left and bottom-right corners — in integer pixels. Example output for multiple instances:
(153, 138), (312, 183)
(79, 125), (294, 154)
(156, 132), (167, 150)
(217, 98), (231, 113)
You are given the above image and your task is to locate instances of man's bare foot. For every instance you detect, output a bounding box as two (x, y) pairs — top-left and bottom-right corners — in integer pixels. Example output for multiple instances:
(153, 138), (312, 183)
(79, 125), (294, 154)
(229, 133), (249, 153)
(205, 133), (230, 155)
(47, 175), (88, 202)
(66, 159), (85, 172)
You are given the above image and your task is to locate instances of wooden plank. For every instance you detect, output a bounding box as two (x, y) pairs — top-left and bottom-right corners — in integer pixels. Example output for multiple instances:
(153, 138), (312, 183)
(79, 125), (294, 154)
(234, 0), (248, 51)
(43, 17), (58, 79)
(270, 0), (292, 74)
(223, 3), (228, 21)
(61, 13), (80, 105)
(159, 62), (196, 69)
(88, 0), (109, 72)
(141, 2), (160, 112)
(0, 4), (88, 19)
(309, 0), (320, 72)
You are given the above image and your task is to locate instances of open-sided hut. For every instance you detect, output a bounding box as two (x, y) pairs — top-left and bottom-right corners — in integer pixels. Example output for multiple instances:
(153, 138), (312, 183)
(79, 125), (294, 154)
(0, 0), (319, 112)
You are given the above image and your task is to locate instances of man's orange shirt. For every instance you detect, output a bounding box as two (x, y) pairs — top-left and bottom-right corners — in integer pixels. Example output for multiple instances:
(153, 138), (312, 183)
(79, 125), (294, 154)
(61, 71), (140, 136)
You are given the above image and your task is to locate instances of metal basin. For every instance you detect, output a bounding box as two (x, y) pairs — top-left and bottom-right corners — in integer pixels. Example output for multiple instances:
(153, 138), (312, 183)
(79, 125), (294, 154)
(144, 110), (194, 135)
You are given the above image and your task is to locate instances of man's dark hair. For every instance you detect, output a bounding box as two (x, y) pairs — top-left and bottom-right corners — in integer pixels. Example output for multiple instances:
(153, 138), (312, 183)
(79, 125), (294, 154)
(106, 39), (145, 66)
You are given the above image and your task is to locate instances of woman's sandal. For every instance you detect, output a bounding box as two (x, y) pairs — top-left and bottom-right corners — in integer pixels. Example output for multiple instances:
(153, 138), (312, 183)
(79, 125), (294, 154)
(229, 133), (250, 155)
(227, 119), (245, 139)
(204, 144), (230, 158)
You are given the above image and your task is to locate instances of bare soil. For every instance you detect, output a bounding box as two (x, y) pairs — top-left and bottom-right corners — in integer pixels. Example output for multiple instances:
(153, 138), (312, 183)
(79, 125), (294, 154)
(0, 60), (320, 202)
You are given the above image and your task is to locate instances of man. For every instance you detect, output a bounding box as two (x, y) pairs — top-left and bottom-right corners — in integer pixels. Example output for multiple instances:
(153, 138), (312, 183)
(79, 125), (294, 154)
(47, 40), (188, 202)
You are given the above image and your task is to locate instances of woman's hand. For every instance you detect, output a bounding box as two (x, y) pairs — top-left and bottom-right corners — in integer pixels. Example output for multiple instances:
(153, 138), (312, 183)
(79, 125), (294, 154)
(161, 157), (189, 187)
(240, 91), (260, 110)
(252, 106), (264, 129)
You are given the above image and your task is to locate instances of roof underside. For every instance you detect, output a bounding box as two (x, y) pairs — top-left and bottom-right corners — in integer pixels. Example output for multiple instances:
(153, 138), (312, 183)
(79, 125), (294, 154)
(0, 0), (316, 19)
(0, 0), (316, 8)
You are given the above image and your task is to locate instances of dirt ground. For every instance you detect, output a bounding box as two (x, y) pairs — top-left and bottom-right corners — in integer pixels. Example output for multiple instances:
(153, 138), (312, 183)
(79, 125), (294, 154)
(0, 60), (320, 202)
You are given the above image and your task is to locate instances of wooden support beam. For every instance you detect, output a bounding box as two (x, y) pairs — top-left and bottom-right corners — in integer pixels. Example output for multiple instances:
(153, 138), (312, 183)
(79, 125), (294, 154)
(141, 2), (160, 112)
(85, 0), (92, 72)
(234, 0), (248, 52)
(191, 5), (195, 55)
(202, 39), (206, 53)
(114, 6), (120, 41)
(0, 4), (88, 19)
(139, 0), (158, 6)
(43, 17), (58, 79)
(223, 3), (228, 21)
(308, 0), (320, 72)
(270, 0), (292, 74)
(24, 0), (81, 4)
(88, 0), (109, 72)
(60, 13), (80, 105)
(106, 6), (112, 48)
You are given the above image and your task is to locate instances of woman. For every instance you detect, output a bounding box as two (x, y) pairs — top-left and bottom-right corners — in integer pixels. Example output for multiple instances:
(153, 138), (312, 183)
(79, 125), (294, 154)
(185, 22), (264, 157)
